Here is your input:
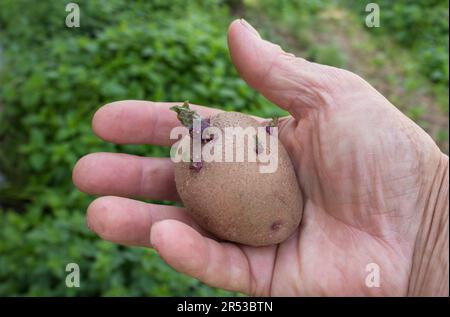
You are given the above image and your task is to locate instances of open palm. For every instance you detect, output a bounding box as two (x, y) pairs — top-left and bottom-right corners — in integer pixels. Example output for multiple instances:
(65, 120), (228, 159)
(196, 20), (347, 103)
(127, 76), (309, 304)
(73, 20), (446, 296)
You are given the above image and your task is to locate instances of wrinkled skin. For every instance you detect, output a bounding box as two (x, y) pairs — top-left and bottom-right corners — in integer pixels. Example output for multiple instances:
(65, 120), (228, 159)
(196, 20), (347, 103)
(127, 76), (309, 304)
(73, 20), (449, 296)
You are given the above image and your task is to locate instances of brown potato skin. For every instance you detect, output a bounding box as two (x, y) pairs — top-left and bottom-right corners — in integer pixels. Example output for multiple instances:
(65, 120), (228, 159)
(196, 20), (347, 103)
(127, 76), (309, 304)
(174, 112), (303, 247)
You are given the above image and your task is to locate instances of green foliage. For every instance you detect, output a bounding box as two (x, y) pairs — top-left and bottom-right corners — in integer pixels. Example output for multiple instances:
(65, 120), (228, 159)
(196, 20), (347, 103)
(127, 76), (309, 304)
(0, 0), (277, 296)
(307, 43), (348, 68)
(351, 0), (449, 87)
(244, 0), (448, 149)
(0, 206), (232, 296)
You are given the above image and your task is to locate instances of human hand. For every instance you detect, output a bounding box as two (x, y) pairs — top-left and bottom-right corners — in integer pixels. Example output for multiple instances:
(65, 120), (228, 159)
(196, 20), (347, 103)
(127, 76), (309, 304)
(73, 19), (449, 296)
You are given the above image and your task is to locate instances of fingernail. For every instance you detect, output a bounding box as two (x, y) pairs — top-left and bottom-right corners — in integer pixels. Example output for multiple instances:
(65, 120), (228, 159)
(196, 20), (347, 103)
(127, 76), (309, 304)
(240, 18), (260, 38)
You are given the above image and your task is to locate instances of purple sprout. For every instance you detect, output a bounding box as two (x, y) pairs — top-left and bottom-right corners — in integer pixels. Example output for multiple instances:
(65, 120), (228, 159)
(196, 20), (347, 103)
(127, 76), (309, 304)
(200, 118), (213, 142)
(189, 118), (212, 142)
(266, 117), (279, 135)
(169, 102), (213, 172)
(201, 118), (210, 131)
(189, 161), (203, 172)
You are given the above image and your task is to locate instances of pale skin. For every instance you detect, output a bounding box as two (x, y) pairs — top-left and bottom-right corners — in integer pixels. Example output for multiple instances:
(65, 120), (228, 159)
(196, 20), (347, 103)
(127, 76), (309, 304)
(73, 20), (449, 296)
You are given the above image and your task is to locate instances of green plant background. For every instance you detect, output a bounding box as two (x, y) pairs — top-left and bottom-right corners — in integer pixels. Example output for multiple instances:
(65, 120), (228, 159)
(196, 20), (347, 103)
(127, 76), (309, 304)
(0, 0), (448, 296)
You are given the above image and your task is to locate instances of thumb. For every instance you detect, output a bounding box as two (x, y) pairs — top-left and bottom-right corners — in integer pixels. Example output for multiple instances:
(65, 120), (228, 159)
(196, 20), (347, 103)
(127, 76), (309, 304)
(228, 19), (356, 118)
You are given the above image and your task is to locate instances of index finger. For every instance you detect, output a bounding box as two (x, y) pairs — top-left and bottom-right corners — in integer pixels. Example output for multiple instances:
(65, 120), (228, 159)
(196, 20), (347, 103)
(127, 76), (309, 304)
(92, 100), (223, 146)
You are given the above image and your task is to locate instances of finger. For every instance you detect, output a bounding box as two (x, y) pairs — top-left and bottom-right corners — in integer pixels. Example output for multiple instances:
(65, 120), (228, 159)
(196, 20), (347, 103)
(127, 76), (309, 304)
(228, 19), (353, 118)
(73, 152), (179, 201)
(92, 100), (223, 146)
(150, 219), (252, 293)
(86, 196), (206, 247)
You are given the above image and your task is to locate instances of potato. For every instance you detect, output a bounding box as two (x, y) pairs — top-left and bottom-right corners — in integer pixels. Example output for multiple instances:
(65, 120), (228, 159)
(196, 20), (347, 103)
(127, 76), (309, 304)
(172, 105), (303, 246)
